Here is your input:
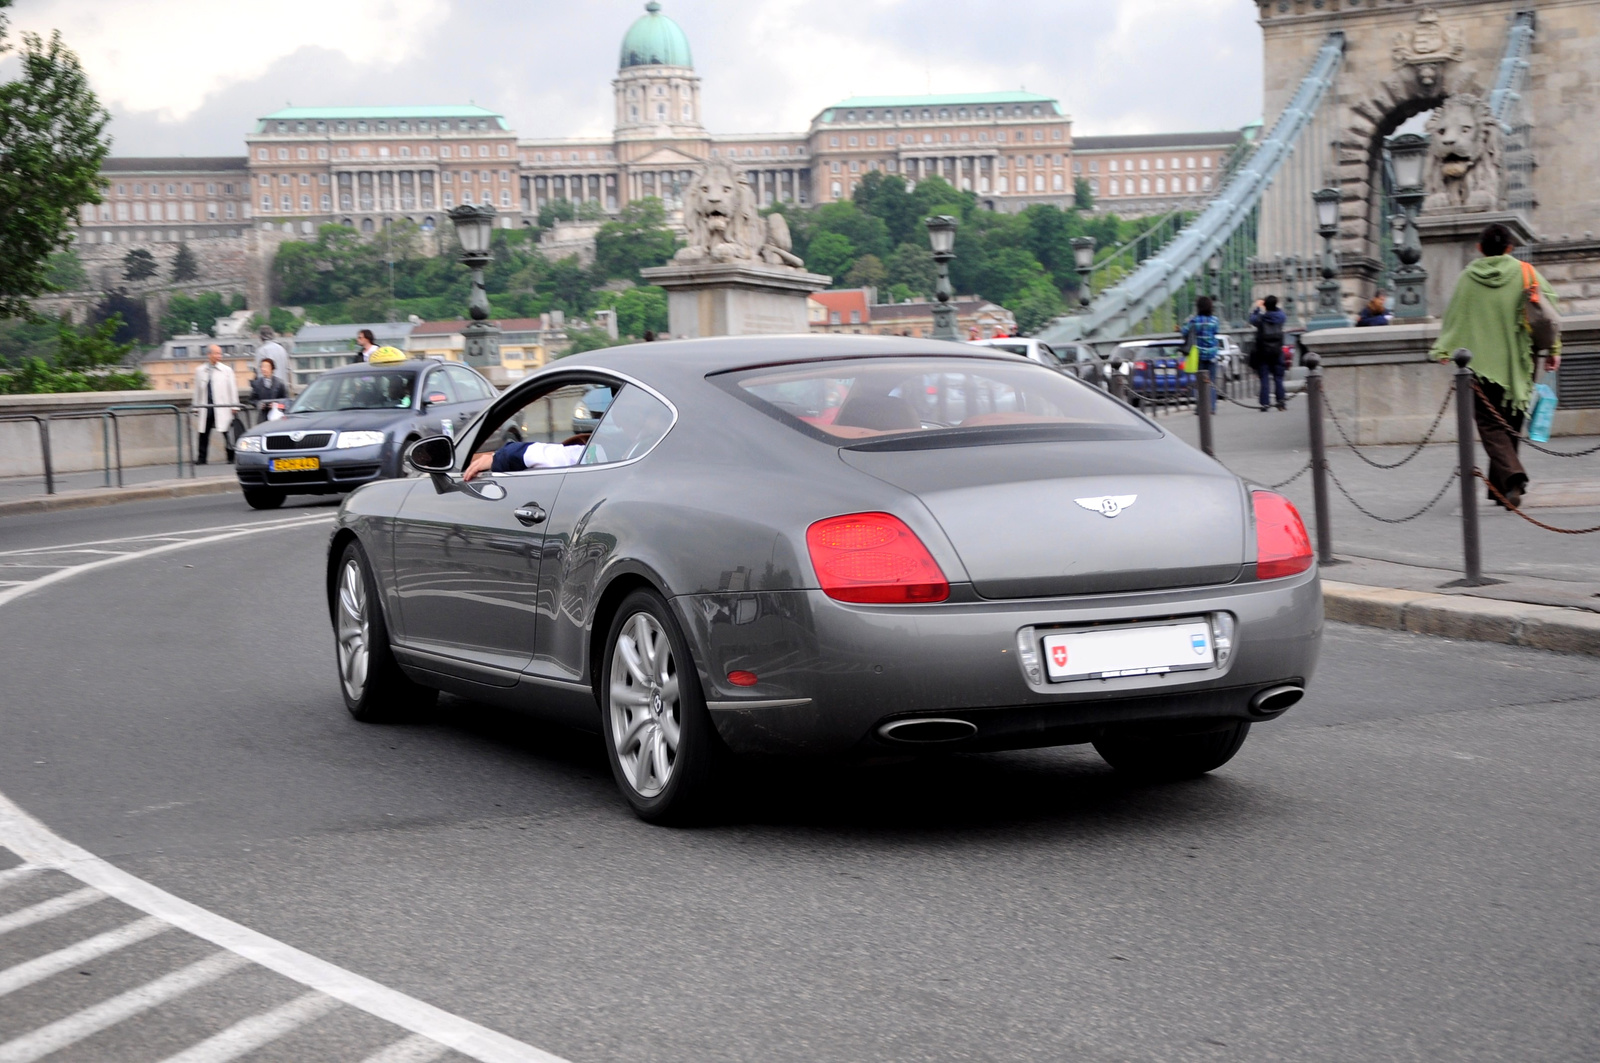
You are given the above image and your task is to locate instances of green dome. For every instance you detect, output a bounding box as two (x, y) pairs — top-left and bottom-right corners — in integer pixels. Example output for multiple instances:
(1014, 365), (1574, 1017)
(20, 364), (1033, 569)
(619, 2), (693, 70)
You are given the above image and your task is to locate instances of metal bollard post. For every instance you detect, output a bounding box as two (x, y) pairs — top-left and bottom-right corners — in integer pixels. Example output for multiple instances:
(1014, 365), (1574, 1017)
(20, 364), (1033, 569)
(1453, 348), (1483, 585)
(1196, 368), (1215, 456)
(1303, 351), (1334, 565)
(37, 418), (54, 496)
(1109, 357), (1126, 403)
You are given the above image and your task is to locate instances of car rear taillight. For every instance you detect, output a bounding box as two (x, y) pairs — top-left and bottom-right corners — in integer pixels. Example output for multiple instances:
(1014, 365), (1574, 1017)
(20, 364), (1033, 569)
(806, 512), (950, 604)
(1252, 490), (1313, 579)
(1134, 360), (1148, 370)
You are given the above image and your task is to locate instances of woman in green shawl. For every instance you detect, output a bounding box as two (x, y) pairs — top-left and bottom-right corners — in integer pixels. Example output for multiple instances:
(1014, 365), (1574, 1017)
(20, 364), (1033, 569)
(1429, 223), (1561, 509)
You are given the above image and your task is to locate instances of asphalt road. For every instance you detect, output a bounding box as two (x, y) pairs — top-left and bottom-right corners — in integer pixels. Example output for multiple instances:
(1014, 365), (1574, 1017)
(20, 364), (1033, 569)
(2, 494), (1598, 1062)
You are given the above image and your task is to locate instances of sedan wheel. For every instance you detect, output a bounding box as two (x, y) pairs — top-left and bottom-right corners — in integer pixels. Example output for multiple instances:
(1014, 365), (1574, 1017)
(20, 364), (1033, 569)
(333, 541), (436, 723)
(601, 590), (721, 823)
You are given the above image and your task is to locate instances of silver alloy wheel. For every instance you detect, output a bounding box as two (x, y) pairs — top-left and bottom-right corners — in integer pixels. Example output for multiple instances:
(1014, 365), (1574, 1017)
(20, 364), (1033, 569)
(608, 611), (680, 798)
(336, 558), (370, 702)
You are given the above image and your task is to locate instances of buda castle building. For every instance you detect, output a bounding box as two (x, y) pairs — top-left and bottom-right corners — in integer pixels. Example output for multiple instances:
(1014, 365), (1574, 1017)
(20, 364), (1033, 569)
(77, 2), (1243, 254)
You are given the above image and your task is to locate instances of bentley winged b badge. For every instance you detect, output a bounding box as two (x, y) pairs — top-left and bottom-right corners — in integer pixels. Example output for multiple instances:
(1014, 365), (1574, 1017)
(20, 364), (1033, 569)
(1075, 494), (1137, 518)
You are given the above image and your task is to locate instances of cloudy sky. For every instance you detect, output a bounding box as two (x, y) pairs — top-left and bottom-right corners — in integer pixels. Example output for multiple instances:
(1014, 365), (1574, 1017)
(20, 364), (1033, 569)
(6, 0), (1264, 156)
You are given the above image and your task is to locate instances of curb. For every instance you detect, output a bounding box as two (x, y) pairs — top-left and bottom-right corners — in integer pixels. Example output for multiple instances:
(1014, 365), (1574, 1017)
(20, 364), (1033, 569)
(1322, 580), (1600, 657)
(0, 477), (238, 518)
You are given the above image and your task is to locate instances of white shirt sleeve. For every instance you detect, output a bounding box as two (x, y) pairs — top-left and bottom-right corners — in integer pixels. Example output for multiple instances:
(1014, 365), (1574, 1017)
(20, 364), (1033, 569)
(520, 442), (586, 469)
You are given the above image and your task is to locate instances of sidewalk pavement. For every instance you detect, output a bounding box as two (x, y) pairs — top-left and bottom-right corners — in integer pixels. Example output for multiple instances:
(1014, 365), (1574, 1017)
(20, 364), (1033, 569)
(0, 462), (237, 516)
(1162, 394), (1600, 654)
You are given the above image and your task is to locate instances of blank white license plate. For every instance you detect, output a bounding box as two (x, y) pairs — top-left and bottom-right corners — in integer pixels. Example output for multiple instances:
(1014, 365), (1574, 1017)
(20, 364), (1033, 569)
(1041, 619), (1214, 682)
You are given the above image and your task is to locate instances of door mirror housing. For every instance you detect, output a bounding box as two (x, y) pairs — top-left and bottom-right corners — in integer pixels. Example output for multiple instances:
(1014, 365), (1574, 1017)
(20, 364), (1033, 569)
(406, 435), (455, 474)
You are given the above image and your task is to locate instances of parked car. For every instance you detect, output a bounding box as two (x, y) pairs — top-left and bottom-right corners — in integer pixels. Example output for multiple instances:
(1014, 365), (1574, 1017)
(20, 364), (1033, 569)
(1114, 338), (1192, 404)
(327, 335), (1321, 824)
(971, 337), (1109, 387)
(234, 358), (496, 510)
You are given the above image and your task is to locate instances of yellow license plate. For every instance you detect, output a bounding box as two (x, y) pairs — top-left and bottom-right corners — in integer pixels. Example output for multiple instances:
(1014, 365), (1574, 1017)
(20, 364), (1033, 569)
(271, 456), (320, 472)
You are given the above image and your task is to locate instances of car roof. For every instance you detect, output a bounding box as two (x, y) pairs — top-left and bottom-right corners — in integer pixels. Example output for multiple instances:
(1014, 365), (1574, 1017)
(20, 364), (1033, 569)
(549, 334), (1023, 389)
(1115, 339), (1183, 348)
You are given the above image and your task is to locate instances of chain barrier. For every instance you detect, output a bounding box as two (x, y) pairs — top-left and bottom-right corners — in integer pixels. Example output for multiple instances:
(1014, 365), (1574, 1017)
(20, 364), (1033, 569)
(1259, 461), (1311, 490)
(1475, 469), (1600, 534)
(1325, 462), (1460, 525)
(1470, 380), (1600, 458)
(1321, 386), (1454, 470)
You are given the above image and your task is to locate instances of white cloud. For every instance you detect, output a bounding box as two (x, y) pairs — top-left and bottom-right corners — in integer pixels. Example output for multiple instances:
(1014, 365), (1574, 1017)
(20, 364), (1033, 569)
(10, 0), (450, 120)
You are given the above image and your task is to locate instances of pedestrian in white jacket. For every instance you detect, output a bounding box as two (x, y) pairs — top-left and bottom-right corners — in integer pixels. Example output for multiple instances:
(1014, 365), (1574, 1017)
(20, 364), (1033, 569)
(193, 346), (239, 465)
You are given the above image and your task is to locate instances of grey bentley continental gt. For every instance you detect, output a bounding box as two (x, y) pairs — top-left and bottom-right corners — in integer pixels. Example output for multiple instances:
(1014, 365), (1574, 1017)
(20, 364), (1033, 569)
(326, 335), (1321, 823)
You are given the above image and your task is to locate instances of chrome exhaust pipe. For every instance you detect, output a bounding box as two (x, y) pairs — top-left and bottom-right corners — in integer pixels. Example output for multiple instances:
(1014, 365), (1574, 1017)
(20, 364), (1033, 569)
(1249, 684), (1305, 717)
(877, 718), (978, 743)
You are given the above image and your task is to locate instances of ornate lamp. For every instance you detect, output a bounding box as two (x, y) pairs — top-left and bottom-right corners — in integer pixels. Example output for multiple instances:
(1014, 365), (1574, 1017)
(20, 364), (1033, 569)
(925, 215), (959, 340)
(1308, 187), (1346, 330)
(1072, 236), (1096, 310)
(1385, 133), (1429, 319)
(448, 204), (501, 366)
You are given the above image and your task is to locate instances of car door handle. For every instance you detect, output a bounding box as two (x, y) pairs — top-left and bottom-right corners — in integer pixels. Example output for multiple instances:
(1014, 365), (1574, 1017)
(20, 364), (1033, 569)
(514, 503), (547, 526)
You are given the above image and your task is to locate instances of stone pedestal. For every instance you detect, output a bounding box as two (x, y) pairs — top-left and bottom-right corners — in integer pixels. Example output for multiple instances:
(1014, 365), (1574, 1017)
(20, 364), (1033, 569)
(1417, 211), (1537, 316)
(640, 261), (830, 338)
(1302, 313), (1600, 445)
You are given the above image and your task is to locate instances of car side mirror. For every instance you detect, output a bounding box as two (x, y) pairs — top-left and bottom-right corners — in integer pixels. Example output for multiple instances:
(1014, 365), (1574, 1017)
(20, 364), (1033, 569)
(406, 435), (454, 475)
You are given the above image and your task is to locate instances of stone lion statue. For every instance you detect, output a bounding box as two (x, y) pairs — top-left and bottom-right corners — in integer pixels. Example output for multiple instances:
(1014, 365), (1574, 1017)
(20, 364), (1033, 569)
(673, 158), (807, 268)
(1422, 93), (1501, 213)
(675, 158), (763, 264)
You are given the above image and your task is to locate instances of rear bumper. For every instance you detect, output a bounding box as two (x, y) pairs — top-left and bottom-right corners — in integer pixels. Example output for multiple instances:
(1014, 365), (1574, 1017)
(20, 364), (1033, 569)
(674, 569), (1322, 757)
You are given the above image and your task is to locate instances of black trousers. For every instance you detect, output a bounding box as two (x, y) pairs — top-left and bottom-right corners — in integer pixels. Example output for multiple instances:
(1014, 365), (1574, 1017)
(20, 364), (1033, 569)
(196, 410), (216, 465)
(1472, 377), (1526, 500)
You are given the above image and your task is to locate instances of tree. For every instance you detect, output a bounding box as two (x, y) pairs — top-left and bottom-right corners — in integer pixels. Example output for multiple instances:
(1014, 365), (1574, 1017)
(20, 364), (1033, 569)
(538, 199), (576, 230)
(843, 253), (886, 291)
(122, 248), (158, 282)
(575, 200), (607, 222)
(161, 291), (245, 340)
(1009, 277), (1067, 335)
(884, 242), (936, 298)
(561, 327), (620, 355)
(0, 14), (111, 318)
(170, 243), (199, 282)
(852, 172), (924, 247)
(44, 248), (87, 291)
(1074, 177), (1094, 212)
(88, 291), (149, 344)
(594, 198), (679, 281)
(598, 285), (668, 338)
(812, 201), (891, 263)
(805, 232), (856, 282)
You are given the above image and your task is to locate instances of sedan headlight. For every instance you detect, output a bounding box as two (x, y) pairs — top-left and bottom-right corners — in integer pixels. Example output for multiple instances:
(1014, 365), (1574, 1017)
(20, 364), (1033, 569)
(573, 403), (591, 420)
(335, 431), (387, 449)
(235, 436), (264, 452)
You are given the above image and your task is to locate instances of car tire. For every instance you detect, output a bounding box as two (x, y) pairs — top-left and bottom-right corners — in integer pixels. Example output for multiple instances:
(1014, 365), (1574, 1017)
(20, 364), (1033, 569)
(333, 540), (437, 723)
(1093, 721), (1250, 781)
(600, 589), (722, 825)
(242, 487), (286, 510)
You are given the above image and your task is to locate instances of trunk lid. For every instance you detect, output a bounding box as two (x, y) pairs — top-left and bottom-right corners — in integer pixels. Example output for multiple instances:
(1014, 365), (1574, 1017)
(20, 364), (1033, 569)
(841, 439), (1247, 598)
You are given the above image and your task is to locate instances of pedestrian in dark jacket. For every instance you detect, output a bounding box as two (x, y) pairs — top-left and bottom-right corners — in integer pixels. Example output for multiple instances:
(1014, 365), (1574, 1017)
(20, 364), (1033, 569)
(249, 357), (290, 425)
(1356, 294), (1391, 327)
(1248, 295), (1288, 411)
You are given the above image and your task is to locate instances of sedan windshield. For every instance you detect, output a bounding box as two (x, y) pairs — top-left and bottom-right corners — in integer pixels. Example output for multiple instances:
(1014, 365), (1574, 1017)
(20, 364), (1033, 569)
(723, 357), (1156, 449)
(291, 371), (417, 413)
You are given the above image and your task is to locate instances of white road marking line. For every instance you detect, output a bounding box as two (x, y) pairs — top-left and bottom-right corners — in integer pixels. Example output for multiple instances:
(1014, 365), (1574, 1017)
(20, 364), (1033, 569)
(0, 916), (169, 997)
(0, 950), (249, 1063)
(358, 1033), (452, 1063)
(0, 865), (40, 890)
(0, 513), (571, 1063)
(154, 991), (341, 1063)
(0, 516), (331, 609)
(0, 515), (323, 557)
(0, 886), (104, 936)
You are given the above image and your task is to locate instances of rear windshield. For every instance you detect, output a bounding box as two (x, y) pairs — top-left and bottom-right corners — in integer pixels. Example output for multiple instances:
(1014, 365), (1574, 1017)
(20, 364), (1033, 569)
(292, 370), (417, 413)
(720, 357), (1156, 450)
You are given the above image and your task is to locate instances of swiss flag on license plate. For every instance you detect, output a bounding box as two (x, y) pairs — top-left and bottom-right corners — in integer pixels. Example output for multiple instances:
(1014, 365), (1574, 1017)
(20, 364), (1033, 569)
(1051, 645), (1068, 667)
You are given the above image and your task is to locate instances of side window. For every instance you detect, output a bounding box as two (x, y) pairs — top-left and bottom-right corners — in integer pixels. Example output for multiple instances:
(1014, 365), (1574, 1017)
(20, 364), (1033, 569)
(471, 378), (618, 458)
(580, 385), (674, 465)
(421, 369), (456, 406)
(445, 364), (494, 401)
(1038, 343), (1067, 366)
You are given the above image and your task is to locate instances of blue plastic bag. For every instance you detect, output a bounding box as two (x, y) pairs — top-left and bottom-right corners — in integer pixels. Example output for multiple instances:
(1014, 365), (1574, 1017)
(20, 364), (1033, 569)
(1528, 380), (1558, 443)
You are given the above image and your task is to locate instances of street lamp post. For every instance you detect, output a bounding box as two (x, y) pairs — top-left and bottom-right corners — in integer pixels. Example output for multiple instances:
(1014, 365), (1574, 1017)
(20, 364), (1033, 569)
(925, 215), (959, 340)
(448, 203), (501, 368)
(1308, 187), (1347, 330)
(1206, 251), (1222, 322)
(1386, 133), (1429, 320)
(1071, 236), (1096, 311)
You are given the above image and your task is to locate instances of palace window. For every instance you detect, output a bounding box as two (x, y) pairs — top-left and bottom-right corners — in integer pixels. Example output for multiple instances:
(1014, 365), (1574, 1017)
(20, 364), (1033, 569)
(1109, 179), (1119, 195)
(1156, 177), (1166, 193)
(1140, 177), (1150, 194)
(297, 147), (308, 160)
